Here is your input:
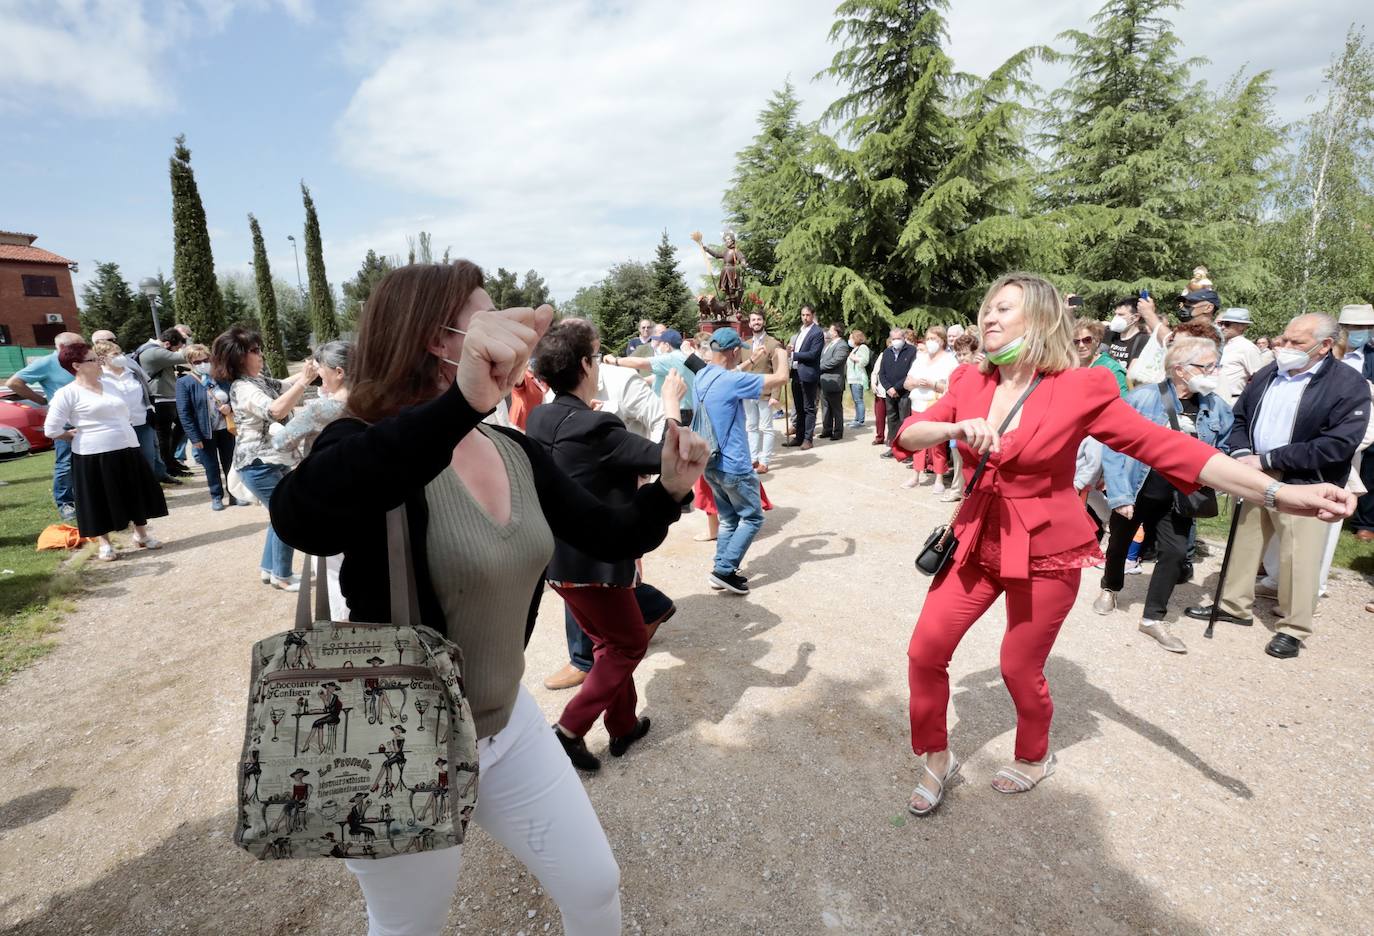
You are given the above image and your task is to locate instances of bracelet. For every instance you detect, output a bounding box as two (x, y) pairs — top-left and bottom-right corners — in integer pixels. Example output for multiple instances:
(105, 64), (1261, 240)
(1263, 480), (1282, 510)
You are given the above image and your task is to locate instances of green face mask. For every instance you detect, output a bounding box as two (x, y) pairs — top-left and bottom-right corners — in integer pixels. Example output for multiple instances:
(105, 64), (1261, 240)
(986, 334), (1025, 366)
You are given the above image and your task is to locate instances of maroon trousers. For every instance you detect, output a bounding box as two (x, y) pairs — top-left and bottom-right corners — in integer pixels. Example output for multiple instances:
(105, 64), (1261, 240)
(908, 559), (1080, 762)
(873, 397), (887, 443)
(552, 584), (648, 738)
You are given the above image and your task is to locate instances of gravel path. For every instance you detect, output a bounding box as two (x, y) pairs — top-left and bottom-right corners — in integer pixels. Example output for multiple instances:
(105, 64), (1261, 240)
(2, 425), (1370, 935)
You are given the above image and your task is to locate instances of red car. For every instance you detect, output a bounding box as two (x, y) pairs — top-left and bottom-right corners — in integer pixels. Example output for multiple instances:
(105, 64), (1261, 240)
(0, 387), (52, 452)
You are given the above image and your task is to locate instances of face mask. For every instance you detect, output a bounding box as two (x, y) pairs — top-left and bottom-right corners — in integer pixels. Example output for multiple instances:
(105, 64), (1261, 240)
(1176, 308), (1194, 322)
(847, 339), (856, 348)
(1186, 374), (1218, 396)
(986, 334), (1025, 366)
(890, 338), (905, 349)
(925, 339), (942, 355)
(110, 354), (128, 369)
(1348, 330), (1371, 348)
(1275, 345), (1313, 373)
(194, 363), (211, 375)
(438, 325), (468, 368)
(1108, 315), (1131, 333)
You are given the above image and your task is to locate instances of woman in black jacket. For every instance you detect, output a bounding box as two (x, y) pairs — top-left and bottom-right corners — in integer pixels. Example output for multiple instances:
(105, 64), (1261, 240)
(269, 262), (708, 936)
(526, 319), (687, 772)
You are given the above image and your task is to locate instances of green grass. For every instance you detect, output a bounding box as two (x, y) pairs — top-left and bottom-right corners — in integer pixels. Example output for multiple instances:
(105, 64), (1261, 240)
(0, 450), (91, 683)
(1197, 496), (1374, 575)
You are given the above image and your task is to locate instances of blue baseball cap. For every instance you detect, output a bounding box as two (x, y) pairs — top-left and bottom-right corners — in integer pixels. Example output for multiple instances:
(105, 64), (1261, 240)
(709, 327), (743, 351)
(657, 329), (683, 349)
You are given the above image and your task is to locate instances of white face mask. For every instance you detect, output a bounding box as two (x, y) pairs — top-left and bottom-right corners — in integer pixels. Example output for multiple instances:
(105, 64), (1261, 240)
(194, 363), (211, 375)
(925, 339), (941, 355)
(1108, 314), (1131, 333)
(110, 354), (128, 369)
(890, 338), (905, 349)
(1275, 345), (1314, 373)
(1186, 374), (1218, 396)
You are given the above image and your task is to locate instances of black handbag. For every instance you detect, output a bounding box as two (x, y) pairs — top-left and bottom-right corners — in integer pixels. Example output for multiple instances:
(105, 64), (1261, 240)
(915, 375), (1042, 576)
(1157, 384), (1219, 519)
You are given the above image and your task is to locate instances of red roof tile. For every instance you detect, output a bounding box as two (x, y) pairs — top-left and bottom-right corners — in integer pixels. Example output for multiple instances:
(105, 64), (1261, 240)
(0, 244), (74, 266)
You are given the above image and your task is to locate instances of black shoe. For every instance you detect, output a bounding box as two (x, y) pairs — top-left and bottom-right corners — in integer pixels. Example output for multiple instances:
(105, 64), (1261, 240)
(553, 727), (600, 771)
(609, 717), (651, 757)
(879, 450), (895, 459)
(708, 571), (749, 595)
(1184, 605), (1253, 626)
(1265, 633), (1301, 659)
(1179, 562), (1194, 584)
(159, 476), (184, 486)
(782, 439), (803, 448)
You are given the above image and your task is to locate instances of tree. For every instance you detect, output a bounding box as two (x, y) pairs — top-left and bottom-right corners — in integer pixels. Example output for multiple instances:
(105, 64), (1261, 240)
(221, 273), (257, 329)
(486, 267), (553, 309)
(276, 278), (313, 360)
(79, 262), (136, 341)
(1039, 0), (1207, 304)
(169, 135), (225, 341)
(340, 249), (394, 334)
(563, 261), (655, 353)
(301, 182), (338, 343)
(249, 214), (289, 378)
(645, 231), (695, 334)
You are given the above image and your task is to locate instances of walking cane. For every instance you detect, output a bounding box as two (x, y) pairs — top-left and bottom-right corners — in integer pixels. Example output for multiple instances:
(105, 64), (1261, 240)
(1205, 497), (1244, 639)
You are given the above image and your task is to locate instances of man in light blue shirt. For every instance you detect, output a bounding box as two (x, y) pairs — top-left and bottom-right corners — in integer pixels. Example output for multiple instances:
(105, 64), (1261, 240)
(693, 327), (789, 594)
(5, 332), (83, 518)
(602, 328), (698, 422)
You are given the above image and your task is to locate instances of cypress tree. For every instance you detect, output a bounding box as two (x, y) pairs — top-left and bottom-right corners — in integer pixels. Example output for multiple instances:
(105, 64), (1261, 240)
(301, 182), (338, 343)
(248, 214), (289, 377)
(169, 135), (225, 342)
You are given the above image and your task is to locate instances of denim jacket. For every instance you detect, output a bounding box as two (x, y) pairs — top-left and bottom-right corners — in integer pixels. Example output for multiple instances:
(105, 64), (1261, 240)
(1103, 382), (1233, 509)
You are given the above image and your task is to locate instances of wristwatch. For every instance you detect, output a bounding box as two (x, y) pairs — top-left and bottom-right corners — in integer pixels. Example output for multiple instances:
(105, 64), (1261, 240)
(1263, 481), (1283, 510)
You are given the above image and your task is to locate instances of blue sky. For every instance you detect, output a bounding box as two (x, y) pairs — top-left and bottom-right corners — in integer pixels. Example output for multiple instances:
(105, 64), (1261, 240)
(1, 0), (1366, 307)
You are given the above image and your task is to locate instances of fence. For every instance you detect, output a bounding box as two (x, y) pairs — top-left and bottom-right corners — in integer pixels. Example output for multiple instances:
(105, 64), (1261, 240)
(0, 346), (54, 381)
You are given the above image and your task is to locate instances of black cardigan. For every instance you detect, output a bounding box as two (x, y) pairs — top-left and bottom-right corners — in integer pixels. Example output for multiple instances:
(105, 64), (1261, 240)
(525, 392), (663, 586)
(269, 381), (684, 632)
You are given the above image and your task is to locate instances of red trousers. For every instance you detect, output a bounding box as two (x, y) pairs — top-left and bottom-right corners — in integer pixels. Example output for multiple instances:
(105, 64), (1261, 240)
(552, 584), (647, 738)
(873, 397), (886, 443)
(914, 441), (950, 475)
(908, 559), (1080, 762)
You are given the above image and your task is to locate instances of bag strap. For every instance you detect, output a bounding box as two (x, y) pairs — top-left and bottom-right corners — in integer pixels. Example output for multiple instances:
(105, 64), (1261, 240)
(1157, 382), (1183, 433)
(294, 505), (420, 631)
(955, 374), (1043, 501)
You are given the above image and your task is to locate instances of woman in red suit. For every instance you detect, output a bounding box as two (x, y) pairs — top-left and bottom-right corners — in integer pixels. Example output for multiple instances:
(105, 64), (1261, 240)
(894, 273), (1354, 815)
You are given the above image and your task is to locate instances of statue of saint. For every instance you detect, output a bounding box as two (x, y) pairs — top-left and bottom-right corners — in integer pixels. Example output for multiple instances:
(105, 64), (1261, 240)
(692, 230), (747, 317)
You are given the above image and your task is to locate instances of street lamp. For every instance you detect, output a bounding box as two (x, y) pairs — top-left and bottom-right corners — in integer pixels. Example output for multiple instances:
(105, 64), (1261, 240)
(138, 277), (164, 338)
(286, 234), (304, 297)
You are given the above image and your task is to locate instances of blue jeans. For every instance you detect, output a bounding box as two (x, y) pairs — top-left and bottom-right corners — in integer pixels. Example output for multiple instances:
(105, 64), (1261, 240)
(237, 460), (294, 579)
(192, 429), (236, 499)
(134, 421), (170, 480)
(704, 467), (765, 576)
(566, 582), (674, 672)
(849, 383), (865, 424)
(52, 436), (73, 508)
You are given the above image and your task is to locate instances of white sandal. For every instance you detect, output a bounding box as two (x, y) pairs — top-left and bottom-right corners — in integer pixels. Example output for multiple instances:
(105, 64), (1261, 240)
(97, 544), (118, 561)
(908, 753), (960, 816)
(992, 752), (1057, 794)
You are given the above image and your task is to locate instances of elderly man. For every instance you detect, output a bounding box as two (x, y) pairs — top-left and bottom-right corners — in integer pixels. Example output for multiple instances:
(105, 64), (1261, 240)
(1216, 308), (1266, 404)
(624, 318), (654, 356)
(1338, 303), (1374, 540)
(4, 331), (84, 519)
(1187, 313), (1370, 659)
(603, 328), (697, 424)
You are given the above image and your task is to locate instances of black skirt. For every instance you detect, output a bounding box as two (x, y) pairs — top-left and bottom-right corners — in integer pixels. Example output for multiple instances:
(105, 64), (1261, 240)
(72, 446), (169, 537)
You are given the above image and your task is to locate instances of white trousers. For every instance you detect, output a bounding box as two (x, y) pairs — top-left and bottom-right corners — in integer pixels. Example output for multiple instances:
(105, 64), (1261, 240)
(347, 686), (621, 936)
(743, 397), (775, 467)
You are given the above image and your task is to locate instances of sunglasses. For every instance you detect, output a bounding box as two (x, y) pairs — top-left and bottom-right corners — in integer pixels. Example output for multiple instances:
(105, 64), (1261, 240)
(1072, 337), (1096, 346)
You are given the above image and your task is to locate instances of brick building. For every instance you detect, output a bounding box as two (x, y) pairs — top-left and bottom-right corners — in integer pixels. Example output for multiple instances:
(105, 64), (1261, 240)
(0, 231), (80, 347)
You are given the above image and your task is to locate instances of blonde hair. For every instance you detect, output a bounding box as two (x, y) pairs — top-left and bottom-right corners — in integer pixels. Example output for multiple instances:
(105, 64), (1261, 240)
(924, 325), (947, 344)
(1165, 336), (1218, 372)
(91, 339), (121, 362)
(184, 342), (211, 363)
(976, 273), (1078, 375)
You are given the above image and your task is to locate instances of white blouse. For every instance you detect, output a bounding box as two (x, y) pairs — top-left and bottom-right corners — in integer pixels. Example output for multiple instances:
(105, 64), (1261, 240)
(43, 383), (138, 455)
(906, 351), (959, 410)
(101, 369), (149, 427)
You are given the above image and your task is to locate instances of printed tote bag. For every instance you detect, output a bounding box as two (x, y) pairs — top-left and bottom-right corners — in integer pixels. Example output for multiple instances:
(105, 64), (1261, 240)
(235, 508), (479, 860)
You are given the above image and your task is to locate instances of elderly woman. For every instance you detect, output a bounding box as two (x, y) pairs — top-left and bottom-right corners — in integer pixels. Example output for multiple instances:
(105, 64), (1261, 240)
(902, 325), (959, 492)
(892, 273), (1351, 817)
(175, 343), (238, 510)
(1072, 318), (1128, 394)
(212, 327), (319, 590)
(44, 342), (167, 560)
(1093, 337), (1233, 653)
(818, 322), (850, 440)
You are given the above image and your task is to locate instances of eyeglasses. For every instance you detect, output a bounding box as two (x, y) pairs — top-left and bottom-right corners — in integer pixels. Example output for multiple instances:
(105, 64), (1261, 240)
(1185, 361), (1219, 374)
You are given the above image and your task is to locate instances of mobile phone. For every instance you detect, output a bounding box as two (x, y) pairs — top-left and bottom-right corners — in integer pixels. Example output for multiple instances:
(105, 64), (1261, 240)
(1139, 288), (1150, 300)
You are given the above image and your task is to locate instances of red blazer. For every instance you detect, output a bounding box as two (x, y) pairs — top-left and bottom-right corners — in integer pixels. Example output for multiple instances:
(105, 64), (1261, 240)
(895, 365), (1216, 579)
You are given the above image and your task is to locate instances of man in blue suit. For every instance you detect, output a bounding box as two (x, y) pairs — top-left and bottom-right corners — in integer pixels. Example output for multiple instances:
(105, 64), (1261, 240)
(783, 305), (824, 449)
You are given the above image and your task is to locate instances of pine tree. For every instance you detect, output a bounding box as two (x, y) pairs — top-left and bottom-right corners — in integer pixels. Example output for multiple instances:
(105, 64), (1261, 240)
(564, 261), (654, 353)
(518, 269), (551, 307)
(485, 267), (522, 307)
(79, 262), (136, 340)
(249, 214), (289, 377)
(300, 182), (338, 343)
(340, 249), (394, 333)
(169, 135), (225, 342)
(1040, 0), (1205, 304)
(645, 231), (695, 333)
(221, 275), (256, 329)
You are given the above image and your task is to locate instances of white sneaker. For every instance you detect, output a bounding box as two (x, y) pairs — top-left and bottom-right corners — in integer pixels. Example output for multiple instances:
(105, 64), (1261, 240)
(97, 544), (118, 561)
(932, 479), (946, 495)
(902, 475), (920, 489)
(271, 576), (301, 593)
(1124, 559), (1143, 575)
(132, 534), (162, 550)
(260, 569), (272, 584)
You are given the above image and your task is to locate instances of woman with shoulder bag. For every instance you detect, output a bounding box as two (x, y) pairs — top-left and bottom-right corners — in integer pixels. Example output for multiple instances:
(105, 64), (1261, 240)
(1094, 337), (1232, 653)
(176, 343), (240, 510)
(269, 262), (708, 936)
(893, 274), (1352, 818)
(818, 322), (849, 440)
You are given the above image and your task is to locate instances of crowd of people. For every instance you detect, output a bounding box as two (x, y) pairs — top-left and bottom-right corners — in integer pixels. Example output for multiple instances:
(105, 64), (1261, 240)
(6, 258), (1371, 936)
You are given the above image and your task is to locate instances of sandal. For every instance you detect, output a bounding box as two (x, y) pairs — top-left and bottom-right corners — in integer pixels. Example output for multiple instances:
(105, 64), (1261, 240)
(992, 752), (1057, 794)
(908, 753), (960, 817)
(97, 544), (118, 561)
